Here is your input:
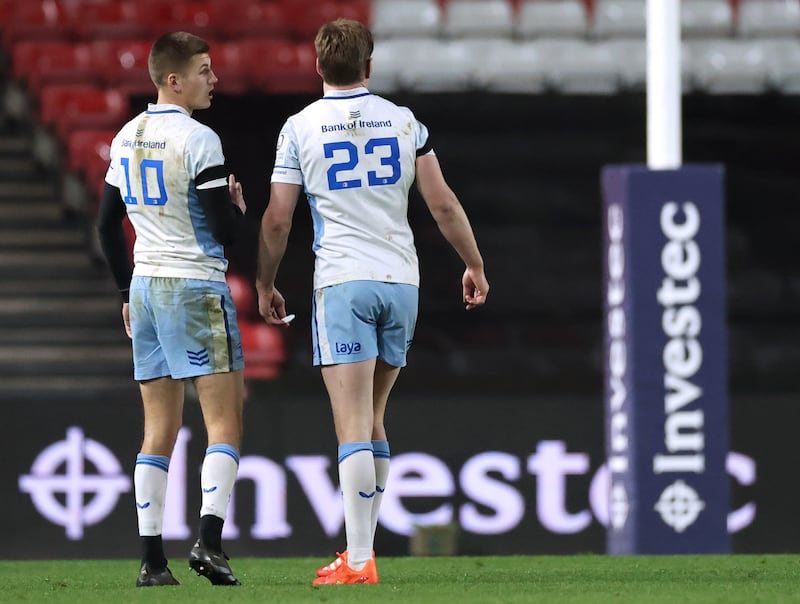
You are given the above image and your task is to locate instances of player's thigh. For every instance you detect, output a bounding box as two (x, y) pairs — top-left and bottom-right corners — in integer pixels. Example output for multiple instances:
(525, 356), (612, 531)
(149, 278), (245, 379)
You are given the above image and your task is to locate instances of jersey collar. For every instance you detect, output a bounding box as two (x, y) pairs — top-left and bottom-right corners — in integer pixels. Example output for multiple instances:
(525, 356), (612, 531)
(322, 86), (370, 100)
(146, 103), (190, 116)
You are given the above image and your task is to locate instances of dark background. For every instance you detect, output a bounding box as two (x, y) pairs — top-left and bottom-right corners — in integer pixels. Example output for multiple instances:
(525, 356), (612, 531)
(6, 91), (799, 557)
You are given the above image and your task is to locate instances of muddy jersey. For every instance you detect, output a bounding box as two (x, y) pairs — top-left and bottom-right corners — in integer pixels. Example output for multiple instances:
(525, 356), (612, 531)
(106, 103), (228, 282)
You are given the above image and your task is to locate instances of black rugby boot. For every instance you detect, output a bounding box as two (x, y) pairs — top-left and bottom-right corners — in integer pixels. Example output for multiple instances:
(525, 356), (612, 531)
(188, 540), (241, 586)
(136, 563), (180, 587)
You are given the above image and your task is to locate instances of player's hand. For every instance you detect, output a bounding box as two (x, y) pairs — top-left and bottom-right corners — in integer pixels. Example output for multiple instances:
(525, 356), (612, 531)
(122, 302), (132, 338)
(462, 267), (489, 310)
(257, 285), (290, 326)
(229, 174), (246, 214)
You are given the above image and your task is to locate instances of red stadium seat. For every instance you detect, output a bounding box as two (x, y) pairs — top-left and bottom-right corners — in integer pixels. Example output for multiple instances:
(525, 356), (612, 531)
(72, 1), (151, 41)
(227, 273), (259, 322)
(240, 39), (320, 94)
(11, 41), (100, 95)
(0, 0), (15, 30)
(282, 0), (372, 40)
(211, 41), (253, 95)
(66, 128), (114, 177)
(239, 322), (287, 380)
(227, 273), (288, 381)
(152, 2), (221, 40)
(90, 39), (154, 97)
(39, 84), (128, 143)
(3, 1), (74, 49)
(208, 0), (292, 40)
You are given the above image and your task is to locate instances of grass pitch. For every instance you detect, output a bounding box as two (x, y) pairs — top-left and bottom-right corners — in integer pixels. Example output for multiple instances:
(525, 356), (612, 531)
(1, 555), (799, 603)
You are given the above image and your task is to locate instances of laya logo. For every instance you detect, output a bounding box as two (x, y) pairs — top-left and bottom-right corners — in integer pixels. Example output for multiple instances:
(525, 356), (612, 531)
(19, 427), (130, 539)
(334, 341), (361, 354)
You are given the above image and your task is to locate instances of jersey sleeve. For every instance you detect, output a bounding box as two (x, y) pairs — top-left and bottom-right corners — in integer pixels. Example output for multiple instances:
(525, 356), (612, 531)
(185, 126), (226, 179)
(271, 119), (303, 186)
(104, 134), (125, 189)
(413, 115), (433, 157)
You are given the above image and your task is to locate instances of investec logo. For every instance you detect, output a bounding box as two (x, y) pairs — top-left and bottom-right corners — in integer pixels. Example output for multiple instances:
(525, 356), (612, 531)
(19, 427), (755, 541)
(605, 203), (630, 532)
(653, 201), (706, 533)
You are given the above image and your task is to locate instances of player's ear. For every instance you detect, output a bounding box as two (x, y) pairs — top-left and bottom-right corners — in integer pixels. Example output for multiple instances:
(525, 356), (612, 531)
(315, 57), (323, 78)
(364, 58), (371, 81)
(167, 72), (180, 92)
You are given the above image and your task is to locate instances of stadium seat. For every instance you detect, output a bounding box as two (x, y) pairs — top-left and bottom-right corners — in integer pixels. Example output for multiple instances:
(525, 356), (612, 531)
(66, 128), (114, 177)
(759, 38), (800, 93)
(3, 1), (74, 49)
(442, 0), (515, 39)
(474, 40), (549, 93)
(0, 0), (15, 31)
(38, 84), (128, 143)
(11, 41), (100, 95)
(737, 0), (800, 37)
(154, 1), (221, 40)
(90, 39), (154, 97)
(536, 39), (621, 94)
(516, 0), (589, 39)
(210, 41), (252, 96)
(208, 0), (292, 40)
(227, 272), (287, 381)
(239, 322), (287, 380)
(227, 273), (260, 322)
(681, 0), (734, 38)
(370, 0), (442, 39)
(592, 0), (646, 38)
(240, 39), (320, 94)
(284, 0), (372, 40)
(396, 38), (491, 92)
(687, 38), (771, 94)
(596, 38), (646, 91)
(368, 38), (417, 93)
(72, 1), (151, 41)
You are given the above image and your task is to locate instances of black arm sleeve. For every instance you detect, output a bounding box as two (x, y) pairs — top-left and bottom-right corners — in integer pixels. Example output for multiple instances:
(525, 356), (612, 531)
(96, 182), (133, 302)
(196, 165), (244, 246)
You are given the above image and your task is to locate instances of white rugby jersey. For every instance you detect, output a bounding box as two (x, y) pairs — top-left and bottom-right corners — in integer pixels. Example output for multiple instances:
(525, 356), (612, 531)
(105, 103), (228, 282)
(271, 87), (431, 289)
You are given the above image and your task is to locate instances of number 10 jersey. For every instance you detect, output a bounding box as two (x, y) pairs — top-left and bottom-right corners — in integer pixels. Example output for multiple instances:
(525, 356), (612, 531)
(105, 103), (229, 282)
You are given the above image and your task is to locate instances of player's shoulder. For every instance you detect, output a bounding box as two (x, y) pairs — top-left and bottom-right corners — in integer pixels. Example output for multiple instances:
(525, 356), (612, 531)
(368, 93), (416, 118)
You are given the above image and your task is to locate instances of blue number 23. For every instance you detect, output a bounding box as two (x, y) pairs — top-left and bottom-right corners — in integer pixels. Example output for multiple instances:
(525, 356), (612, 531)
(324, 137), (401, 191)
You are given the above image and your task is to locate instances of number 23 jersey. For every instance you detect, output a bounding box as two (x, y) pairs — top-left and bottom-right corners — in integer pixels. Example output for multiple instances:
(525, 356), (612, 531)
(105, 103), (229, 282)
(271, 87), (432, 290)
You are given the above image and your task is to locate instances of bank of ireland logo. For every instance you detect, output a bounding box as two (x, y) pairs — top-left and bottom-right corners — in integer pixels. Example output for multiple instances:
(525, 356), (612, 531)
(18, 427), (131, 539)
(654, 479), (705, 533)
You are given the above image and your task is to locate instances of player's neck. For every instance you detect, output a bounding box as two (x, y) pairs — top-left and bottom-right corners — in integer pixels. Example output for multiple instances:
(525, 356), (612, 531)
(155, 92), (192, 115)
(322, 81), (367, 94)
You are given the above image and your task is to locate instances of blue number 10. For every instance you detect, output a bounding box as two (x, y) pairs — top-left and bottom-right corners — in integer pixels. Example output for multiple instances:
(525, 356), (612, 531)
(120, 157), (168, 206)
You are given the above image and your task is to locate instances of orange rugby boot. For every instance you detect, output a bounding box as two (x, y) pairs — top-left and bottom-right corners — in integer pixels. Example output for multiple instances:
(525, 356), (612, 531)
(312, 555), (378, 585)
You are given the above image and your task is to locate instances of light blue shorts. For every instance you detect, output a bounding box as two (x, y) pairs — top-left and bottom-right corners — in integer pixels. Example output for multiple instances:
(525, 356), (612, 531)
(129, 276), (244, 381)
(312, 281), (418, 367)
